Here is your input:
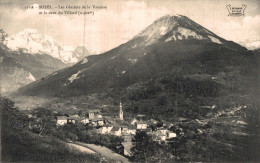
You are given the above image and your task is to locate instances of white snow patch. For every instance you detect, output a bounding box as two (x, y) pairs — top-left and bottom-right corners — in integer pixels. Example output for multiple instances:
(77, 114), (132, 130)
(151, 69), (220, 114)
(136, 18), (178, 45)
(27, 73), (36, 81)
(160, 26), (168, 35)
(165, 27), (205, 42)
(68, 71), (81, 83)
(177, 27), (204, 40)
(122, 71), (126, 74)
(208, 36), (222, 44)
(131, 44), (137, 49)
(81, 58), (88, 64)
(165, 35), (176, 42)
(128, 58), (138, 64)
(68, 69), (86, 84)
(52, 72), (58, 76)
(177, 35), (183, 40)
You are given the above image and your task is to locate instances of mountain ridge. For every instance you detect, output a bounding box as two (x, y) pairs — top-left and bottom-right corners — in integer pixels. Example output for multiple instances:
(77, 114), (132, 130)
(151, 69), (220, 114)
(13, 14), (253, 98)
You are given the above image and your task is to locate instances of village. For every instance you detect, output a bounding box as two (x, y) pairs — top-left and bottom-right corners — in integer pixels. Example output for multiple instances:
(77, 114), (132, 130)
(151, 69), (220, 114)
(56, 102), (178, 156)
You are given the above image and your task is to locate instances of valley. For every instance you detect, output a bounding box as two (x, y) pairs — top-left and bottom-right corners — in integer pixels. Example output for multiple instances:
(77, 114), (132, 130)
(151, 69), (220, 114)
(1, 14), (260, 162)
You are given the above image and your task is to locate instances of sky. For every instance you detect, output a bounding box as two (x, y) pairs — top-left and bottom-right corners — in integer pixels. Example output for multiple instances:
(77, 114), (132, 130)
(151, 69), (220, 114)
(0, 0), (259, 53)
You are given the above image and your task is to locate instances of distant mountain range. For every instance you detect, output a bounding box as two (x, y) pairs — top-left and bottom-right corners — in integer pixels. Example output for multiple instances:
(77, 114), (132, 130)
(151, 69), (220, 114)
(5, 29), (91, 64)
(14, 15), (257, 99)
(0, 28), (92, 94)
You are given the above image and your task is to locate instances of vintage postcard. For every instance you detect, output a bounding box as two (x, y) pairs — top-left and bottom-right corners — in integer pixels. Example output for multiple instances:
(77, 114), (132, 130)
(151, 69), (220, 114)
(0, 0), (259, 162)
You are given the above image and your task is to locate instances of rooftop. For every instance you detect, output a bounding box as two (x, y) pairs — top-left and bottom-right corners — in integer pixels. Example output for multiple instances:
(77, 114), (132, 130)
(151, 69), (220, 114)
(111, 126), (121, 131)
(57, 116), (67, 120)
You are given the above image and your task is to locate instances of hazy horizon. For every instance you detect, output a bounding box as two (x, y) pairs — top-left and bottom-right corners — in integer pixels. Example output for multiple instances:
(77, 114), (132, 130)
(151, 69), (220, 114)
(1, 0), (259, 53)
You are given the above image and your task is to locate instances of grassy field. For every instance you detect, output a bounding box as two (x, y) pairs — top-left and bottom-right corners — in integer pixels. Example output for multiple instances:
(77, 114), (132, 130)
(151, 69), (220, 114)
(1, 129), (101, 162)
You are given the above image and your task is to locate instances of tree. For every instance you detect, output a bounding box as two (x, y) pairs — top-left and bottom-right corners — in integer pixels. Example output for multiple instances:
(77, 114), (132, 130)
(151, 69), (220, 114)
(78, 110), (83, 116)
(31, 107), (55, 135)
(131, 130), (152, 162)
(0, 97), (29, 131)
(131, 130), (175, 162)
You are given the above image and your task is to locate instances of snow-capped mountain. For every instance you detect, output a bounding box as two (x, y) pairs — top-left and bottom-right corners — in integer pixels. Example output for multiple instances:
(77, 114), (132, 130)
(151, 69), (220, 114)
(135, 15), (222, 46)
(15, 15), (251, 97)
(0, 29), (68, 94)
(238, 40), (260, 50)
(6, 29), (90, 64)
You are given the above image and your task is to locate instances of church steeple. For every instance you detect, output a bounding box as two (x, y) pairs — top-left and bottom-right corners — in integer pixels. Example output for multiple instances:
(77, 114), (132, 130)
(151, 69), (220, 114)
(119, 101), (123, 120)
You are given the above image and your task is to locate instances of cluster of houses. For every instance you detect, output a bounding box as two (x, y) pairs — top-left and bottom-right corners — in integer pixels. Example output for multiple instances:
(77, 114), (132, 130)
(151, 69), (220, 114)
(56, 110), (103, 126)
(56, 103), (178, 143)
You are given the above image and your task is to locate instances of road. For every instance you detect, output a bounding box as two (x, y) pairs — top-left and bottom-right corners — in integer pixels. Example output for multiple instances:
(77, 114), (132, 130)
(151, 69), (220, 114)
(70, 142), (130, 163)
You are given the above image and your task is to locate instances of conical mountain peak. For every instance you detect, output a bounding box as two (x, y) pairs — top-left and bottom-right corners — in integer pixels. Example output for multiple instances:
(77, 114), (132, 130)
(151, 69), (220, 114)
(135, 14), (222, 46)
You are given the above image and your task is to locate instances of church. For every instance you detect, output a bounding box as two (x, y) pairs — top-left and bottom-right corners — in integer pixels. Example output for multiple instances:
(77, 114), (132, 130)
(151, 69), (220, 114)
(119, 101), (123, 120)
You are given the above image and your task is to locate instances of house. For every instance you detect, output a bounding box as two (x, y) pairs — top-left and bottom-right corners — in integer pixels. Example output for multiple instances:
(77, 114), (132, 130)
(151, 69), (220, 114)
(67, 117), (76, 124)
(121, 126), (129, 134)
(56, 116), (67, 126)
(145, 128), (153, 135)
(147, 119), (158, 125)
(91, 121), (98, 126)
(88, 110), (100, 119)
(152, 133), (166, 143)
(111, 126), (122, 136)
(156, 132), (166, 141)
(96, 114), (103, 119)
(99, 124), (113, 134)
(71, 114), (80, 119)
(131, 118), (138, 125)
(158, 128), (168, 135)
(80, 117), (89, 124)
(160, 135), (167, 141)
(137, 122), (147, 130)
(167, 132), (177, 138)
(152, 129), (168, 142)
(127, 125), (137, 135)
(89, 118), (104, 126)
(97, 119), (104, 126)
(165, 123), (174, 129)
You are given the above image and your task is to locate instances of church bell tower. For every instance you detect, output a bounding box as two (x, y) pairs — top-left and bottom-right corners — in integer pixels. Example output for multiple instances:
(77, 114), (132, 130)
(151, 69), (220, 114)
(119, 102), (123, 120)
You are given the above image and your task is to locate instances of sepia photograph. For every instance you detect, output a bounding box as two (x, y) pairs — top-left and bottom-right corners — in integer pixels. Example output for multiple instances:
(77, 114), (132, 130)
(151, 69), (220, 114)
(0, 0), (259, 162)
